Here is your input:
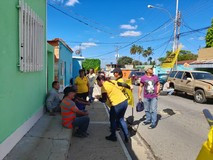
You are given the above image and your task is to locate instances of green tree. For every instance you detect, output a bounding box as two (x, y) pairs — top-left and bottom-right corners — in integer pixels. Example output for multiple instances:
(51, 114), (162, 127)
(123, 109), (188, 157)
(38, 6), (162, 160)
(206, 18), (213, 48)
(117, 56), (133, 67)
(132, 60), (142, 66)
(82, 59), (101, 70)
(143, 47), (153, 57)
(130, 45), (143, 55)
(148, 57), (153, 65)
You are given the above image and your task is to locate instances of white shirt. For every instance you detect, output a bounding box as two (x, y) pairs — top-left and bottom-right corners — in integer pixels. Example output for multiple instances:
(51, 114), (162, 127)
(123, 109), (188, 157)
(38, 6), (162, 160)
(163, 82), (170, 91)
(88, 73), (96, 88)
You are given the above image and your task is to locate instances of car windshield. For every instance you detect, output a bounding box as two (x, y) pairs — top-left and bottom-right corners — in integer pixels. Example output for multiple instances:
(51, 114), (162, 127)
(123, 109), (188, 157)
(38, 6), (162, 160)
(192, 72), (213, 80)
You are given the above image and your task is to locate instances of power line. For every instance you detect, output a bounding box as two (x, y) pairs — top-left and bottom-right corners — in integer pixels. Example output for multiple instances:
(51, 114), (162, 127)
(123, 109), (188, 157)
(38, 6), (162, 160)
(179, 26), (210, 36)
(87, 19), (172, 58)
(48, 3), (115, 36)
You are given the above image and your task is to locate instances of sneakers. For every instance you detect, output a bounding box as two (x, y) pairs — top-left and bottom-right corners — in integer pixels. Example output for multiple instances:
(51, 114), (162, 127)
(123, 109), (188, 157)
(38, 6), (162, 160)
(142, 121), (151, 125)
(105, 135), (117, 142)
(73, 132), (86, 138)
(148, 124), (156, 129)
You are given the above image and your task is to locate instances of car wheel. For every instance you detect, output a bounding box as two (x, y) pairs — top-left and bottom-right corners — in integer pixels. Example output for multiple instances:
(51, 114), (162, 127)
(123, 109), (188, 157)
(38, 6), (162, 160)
(194, 89), (207, 103)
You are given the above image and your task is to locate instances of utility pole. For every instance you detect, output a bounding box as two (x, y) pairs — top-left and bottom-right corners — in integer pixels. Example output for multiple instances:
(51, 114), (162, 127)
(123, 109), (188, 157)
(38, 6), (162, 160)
(115, 46), (119, 65)
(173, 0), (181, 70)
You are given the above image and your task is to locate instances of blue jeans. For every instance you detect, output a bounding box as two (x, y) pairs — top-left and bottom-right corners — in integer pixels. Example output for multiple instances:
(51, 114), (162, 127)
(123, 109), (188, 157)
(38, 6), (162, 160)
(144, 97), (158, 126)
(166, 88), (174, 95)
(73, 116), (90, 133)
(89, 87), (94, 102)
(110, 100), (129, 138)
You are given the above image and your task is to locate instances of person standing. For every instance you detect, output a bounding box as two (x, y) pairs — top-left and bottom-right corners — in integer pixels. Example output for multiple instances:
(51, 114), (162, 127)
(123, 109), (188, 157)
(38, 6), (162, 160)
(46, 81), (61, 116)
(74, 69), (89, 101)
(96, 75), (129, 143)
(60, 86), (90, 137)
(138, 67), (160, 129)
(87, 68), (96, 103)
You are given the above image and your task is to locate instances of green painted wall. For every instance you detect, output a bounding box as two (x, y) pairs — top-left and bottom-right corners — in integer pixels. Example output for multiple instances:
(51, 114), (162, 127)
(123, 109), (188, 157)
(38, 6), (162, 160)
(47, 44), (54, 91)
(0, 0), (46, 143)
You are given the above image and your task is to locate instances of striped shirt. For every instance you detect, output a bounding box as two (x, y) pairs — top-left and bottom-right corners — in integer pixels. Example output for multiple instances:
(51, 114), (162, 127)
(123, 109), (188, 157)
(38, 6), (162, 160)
(60, 98), (79, 129)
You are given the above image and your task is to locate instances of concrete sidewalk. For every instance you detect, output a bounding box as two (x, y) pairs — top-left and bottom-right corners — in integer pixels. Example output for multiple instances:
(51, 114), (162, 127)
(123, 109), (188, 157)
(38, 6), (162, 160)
(67, 101), (128, 160)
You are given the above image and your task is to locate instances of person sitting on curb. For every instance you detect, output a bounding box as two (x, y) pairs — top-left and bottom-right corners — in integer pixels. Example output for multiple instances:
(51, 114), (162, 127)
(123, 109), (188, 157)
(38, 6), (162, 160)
(46, 81), (61, 116)
(60, 86), (90, 138)
(163, 80), (174, 95)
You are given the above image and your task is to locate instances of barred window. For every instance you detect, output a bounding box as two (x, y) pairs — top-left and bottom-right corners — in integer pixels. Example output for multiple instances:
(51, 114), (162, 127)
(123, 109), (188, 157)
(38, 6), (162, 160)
(18, 0), (44, 72)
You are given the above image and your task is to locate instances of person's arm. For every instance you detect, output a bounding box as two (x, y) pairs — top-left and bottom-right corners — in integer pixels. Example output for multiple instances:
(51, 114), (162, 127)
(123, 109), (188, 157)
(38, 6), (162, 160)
(156, 80), (161, 96)
(117, 82), (131, 89)
(99, 92), (107, 103)
(76, 97), (90, 105)
(72, 105), (88, 116)
(138, 83), (144, 101)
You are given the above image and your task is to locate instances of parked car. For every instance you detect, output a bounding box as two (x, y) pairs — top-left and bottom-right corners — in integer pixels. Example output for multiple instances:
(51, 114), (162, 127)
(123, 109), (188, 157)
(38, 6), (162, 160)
(168, 70), (213, 103)
(129, 71), (145, 85)
(158, 73), (169, 90)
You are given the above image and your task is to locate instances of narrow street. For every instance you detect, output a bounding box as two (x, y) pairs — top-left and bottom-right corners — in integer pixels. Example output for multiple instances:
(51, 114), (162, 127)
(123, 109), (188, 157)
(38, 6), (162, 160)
(125, 86), (213, 160)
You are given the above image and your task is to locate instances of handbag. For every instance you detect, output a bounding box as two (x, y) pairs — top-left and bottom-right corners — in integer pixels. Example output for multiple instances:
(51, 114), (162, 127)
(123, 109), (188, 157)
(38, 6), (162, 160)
(136, 101), (144, 112)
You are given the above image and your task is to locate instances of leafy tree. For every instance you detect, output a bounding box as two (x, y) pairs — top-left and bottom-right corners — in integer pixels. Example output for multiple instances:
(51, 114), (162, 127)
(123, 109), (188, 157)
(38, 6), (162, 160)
(132, 60), (142, 66)
(158, 50), (198, 64)
(82, 59), (101, 71)
(130, 45), (143, 55)
(143, 47), (153, 58)
(117, 56), (133, 67)
(206, 18), (213, 48)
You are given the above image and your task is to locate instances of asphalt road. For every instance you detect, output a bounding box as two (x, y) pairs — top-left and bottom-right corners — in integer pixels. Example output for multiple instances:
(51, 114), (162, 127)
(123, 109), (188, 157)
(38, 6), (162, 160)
(125, 86), (213, 160)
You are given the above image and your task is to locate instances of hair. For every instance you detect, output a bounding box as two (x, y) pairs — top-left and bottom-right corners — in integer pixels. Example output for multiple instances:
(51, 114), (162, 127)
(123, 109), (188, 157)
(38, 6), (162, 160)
(96, 75), (106, 81)
(70, 78), (73, 85)
(79, 69), (85, 74)
(52, 81), (59, 88)
(63, 86), (76, 99)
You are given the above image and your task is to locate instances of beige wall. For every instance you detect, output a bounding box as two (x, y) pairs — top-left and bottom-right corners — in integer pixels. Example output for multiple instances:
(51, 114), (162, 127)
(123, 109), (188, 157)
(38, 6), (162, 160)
(198, 48), (213, 60)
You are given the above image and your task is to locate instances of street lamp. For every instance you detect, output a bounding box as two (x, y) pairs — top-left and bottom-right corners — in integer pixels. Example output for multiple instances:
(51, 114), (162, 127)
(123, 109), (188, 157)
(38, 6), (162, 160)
(148, 1), (180, 70)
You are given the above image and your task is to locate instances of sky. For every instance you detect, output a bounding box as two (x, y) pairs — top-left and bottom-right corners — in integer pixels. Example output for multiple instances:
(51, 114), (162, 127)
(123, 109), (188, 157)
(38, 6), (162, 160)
(47, 0), (213, 67)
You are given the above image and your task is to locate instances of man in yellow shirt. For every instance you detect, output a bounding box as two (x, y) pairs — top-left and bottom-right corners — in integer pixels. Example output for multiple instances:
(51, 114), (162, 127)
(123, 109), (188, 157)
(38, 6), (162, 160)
(74, 69), (89, 101)
(96, 75), (129, 143)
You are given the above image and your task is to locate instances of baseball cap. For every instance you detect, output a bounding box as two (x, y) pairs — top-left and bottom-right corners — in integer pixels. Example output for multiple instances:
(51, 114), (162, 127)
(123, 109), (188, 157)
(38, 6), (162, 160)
(143, 66), (154, 71)
(113, 68), (122, 74)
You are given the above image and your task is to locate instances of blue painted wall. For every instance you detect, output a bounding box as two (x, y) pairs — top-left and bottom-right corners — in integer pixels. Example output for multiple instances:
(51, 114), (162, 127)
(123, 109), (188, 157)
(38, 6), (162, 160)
(58, 42), (73, 86)
(73, 58), (82, 79)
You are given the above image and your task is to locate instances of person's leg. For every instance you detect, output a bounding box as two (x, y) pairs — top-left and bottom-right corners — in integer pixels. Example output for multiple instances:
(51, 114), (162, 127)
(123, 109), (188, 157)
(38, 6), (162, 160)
(72, 116), (90, 133)
(114, 100), (129, 140)
(167, 89), (174, 95)
(143, 98), (151, 123)
(89, 87), (94, 102)
(106, 107), (117, 141)
(149, 97), (158, 127)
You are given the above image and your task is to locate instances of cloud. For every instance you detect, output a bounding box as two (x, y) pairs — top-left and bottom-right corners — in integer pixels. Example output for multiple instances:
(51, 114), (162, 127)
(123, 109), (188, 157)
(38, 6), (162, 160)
(198, 36), (205, 41)
(120, 24), (138, 30)
(189, 37), (194, 40)
(66, 0), (79, 6)
(130, 19), (136, 24)
(120, 31), (141, 37)
(73, 42), (97, 51)
(139, 17), (145, 21)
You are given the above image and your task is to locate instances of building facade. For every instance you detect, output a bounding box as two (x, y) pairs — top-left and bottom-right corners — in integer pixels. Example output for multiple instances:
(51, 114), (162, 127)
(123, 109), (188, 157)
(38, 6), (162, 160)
(0, 0), (47, 159)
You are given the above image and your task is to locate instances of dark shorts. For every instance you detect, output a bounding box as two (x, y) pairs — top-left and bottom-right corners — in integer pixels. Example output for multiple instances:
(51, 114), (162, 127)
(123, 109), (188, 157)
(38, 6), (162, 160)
(77, 92), (88, 101)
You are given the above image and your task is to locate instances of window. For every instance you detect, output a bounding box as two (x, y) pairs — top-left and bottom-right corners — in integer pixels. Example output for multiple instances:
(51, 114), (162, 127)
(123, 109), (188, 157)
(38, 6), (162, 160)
(18, 0), (44, 72)
(192, 72), (213, 80)
(169, 71), (177, 78)
(183, 72), (192, 80)
(175, 71), (184, 79)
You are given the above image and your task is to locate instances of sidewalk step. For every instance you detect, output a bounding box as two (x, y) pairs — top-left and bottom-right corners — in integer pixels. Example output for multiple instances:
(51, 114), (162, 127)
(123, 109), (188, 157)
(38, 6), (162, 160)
(4, 114), (72, 160)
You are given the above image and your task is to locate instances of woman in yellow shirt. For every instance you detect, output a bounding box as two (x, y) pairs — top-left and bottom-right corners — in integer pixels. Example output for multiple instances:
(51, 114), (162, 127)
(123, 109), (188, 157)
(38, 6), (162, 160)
(74, 69), (89, 101)
(96, 75), (129, 143)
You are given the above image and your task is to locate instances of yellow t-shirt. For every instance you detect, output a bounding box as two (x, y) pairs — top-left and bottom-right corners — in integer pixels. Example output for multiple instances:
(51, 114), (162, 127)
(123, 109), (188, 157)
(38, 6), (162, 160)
(103, 81), (127, 106)
(75, 76), (89, 93)
(116, 78), (125, 91)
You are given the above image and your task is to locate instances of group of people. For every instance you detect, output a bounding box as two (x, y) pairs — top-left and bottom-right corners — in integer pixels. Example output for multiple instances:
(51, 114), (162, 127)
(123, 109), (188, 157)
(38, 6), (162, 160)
(45, 66), (174, 142)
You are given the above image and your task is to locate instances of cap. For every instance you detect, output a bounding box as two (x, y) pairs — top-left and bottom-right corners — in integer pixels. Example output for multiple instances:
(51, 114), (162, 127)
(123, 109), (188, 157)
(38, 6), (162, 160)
(63, 86), (77, 95)
(113, 68), (122, 74)
(143, 66), (154, 71)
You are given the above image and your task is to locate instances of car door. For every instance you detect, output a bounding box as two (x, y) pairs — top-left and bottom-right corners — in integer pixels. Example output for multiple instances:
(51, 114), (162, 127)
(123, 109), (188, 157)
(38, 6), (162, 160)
(174, 71), (184, 91)
(180, 71), (194, 93)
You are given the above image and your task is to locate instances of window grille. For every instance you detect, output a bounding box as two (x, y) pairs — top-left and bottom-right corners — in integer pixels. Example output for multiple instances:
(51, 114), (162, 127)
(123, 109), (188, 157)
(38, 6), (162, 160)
(18, 0), (44, 72)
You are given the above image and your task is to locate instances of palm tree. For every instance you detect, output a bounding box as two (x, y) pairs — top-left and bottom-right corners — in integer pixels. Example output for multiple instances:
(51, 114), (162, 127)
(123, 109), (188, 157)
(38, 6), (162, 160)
(148, 57), (153, 65)
(130, 44), (137, 55)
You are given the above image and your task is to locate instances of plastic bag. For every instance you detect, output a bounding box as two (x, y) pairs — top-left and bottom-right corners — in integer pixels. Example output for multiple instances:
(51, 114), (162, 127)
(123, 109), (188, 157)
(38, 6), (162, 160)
(136, 101), (144, 112)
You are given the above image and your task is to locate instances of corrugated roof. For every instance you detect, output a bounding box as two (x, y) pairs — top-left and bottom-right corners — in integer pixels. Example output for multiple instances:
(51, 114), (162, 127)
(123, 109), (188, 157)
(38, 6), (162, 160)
(190, 59), (213, 64)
